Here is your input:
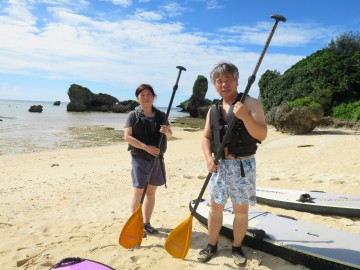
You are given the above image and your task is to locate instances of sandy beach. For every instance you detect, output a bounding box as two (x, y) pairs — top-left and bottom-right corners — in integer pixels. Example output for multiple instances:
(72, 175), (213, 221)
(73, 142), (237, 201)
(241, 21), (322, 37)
(1, 125), (359, 270)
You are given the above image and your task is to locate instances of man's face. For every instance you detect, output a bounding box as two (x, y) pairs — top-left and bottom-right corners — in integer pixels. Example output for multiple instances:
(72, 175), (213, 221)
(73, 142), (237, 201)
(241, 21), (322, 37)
(214, 73), (238, 98)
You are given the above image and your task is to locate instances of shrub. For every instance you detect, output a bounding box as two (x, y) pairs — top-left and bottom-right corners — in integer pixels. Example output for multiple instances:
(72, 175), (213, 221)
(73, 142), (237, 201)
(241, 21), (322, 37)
(331, 101), (360, 121)
(203, 98), (213, 106)
(288, 97), (322, 109)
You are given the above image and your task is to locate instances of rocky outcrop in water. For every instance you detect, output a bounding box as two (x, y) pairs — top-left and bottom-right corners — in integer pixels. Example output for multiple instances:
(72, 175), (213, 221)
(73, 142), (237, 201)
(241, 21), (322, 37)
(66, 84), (137, 113)
(112, 100), (139, 113)
(67, 84), (118, 112)
(53, 101), (61, 106)
(28, 105), (43, 113)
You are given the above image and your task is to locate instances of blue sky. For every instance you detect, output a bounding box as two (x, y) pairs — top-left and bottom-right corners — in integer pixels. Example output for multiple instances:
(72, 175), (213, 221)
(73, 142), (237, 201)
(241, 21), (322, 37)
(0, 0), (359, 107)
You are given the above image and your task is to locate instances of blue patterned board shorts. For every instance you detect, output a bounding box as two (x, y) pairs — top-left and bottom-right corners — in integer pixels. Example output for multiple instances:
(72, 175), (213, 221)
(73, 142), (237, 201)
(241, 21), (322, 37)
(209, 157), (256, 206)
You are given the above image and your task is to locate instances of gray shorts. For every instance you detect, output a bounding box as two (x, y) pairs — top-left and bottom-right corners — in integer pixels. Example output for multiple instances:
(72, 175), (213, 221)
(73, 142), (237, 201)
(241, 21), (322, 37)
(209, 157), (256, 206)
(131, 156), (165, 188)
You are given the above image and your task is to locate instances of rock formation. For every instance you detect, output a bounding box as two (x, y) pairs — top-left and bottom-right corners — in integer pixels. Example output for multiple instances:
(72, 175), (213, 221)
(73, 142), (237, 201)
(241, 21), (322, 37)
(28, 105), (43, 113)
(112, 100), (139, 113)
(265, 102), (324, 134)
(66, 84), (137, 113)
(186, 75), (208, 118)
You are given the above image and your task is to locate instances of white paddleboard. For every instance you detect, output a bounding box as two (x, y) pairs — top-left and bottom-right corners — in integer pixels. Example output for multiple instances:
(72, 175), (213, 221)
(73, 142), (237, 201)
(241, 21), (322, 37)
(256, 187), (360, 217)
(190, 199), (360, 270)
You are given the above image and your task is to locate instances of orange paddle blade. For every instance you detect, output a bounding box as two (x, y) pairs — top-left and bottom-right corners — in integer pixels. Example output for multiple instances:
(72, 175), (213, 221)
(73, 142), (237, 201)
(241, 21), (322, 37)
(119, 205), (143, 249)
(164, 215), (193, 259)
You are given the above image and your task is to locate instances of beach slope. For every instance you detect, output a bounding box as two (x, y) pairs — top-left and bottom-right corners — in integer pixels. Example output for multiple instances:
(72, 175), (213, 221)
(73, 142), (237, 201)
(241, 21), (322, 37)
(0, 127), (359, 270)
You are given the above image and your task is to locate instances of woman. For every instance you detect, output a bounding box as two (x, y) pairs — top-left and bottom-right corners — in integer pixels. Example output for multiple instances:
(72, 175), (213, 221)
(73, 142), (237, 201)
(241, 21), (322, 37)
(124, 84), (172, 235)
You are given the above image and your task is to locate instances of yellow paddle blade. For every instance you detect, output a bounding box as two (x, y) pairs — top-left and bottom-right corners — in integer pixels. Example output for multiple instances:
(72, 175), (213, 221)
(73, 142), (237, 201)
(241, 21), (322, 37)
(119, 205), (143, 249)
(164, 215), (193, 259)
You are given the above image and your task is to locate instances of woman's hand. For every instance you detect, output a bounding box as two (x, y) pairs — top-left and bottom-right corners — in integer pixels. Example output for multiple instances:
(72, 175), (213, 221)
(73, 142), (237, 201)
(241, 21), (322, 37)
(160, 124), (172, 138)
(144, 145), (160, 156)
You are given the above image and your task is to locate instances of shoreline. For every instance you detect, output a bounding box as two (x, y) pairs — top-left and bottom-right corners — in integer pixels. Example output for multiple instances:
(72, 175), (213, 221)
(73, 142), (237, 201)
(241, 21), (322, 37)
(0, 116), (202, 156)
(0, 100), (188, 156)
(2, 114), (358, 156)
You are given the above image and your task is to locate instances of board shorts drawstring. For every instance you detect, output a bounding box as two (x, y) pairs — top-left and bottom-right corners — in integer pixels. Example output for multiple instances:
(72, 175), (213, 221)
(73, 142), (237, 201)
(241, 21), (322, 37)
(239, 159), (245, 178)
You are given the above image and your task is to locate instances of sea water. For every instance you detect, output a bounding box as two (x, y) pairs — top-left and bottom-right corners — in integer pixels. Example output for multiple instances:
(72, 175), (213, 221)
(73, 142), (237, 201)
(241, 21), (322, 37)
(0, 99), (189, 155)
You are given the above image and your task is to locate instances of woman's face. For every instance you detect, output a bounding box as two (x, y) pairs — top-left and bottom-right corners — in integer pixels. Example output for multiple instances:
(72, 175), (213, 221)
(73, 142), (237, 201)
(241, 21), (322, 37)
(137, 88), (154, 106)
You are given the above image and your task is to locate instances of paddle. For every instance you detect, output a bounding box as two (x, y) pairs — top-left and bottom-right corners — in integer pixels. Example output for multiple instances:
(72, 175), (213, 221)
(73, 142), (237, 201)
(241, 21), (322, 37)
(164, 14), (286, 259)
(119, 66), (186, 249)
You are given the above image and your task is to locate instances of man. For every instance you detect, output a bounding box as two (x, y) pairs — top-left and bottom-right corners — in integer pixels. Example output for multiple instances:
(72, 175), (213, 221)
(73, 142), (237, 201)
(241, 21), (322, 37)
(198, 61), (267, 266)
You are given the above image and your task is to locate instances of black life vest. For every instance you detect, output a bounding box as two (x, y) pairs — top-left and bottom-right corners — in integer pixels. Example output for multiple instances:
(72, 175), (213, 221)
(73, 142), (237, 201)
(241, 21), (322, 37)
(128, 107), (167, 158)
(210, 94), (260, 157)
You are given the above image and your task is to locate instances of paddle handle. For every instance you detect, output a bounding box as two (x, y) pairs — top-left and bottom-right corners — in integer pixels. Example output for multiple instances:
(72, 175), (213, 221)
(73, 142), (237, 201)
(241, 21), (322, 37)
(140, 66), (186, 204)
(191, 15), (286, 215)
(157, 66), (187, 149)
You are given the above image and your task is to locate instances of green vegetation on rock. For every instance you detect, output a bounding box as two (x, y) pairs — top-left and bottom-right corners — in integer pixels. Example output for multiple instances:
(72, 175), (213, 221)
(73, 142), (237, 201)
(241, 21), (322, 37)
(259, 31), (360, 121)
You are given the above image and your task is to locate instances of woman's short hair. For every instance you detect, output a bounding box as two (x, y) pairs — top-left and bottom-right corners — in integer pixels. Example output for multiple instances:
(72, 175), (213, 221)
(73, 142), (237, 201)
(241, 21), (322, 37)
(135, 84), (156, 97)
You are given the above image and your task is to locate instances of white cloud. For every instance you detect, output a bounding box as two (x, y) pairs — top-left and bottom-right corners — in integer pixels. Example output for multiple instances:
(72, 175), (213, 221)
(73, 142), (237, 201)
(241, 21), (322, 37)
(219, 21), (341, 47)
(160, 2), (187, 17)
(112, 0), (132, 7)
(1, 0), (36, 26)
(134, 8), (163, 21)
(206, 0), (223, 10)
(38, 0), (87, 5)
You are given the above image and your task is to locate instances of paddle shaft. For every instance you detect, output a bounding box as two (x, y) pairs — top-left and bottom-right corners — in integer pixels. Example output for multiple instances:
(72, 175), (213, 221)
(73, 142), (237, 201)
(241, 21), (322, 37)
(140, 66), (186, 204)
(191, 14), (286, 215)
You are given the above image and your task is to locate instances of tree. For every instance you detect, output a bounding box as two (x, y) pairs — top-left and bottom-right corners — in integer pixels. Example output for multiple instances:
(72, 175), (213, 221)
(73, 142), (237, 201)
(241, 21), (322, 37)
(328, 31), (360, 55)
(259, 31), (360, 116)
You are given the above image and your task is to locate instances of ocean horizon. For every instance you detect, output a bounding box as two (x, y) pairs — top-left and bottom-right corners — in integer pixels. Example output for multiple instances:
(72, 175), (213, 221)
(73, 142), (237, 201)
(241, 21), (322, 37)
(0, 99), (189, 155)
